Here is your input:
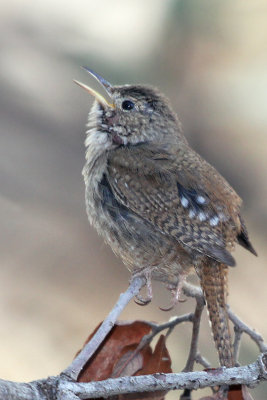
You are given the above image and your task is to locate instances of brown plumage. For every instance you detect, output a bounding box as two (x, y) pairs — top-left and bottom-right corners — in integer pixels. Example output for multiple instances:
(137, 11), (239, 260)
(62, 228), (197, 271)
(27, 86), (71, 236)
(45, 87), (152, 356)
(199, 261), (233, 367)
(75, 68), (257, 367)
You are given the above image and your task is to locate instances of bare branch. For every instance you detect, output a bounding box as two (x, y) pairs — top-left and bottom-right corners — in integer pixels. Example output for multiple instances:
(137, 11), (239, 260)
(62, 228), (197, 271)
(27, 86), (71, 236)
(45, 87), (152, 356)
(195, 353), (211, 369)
(233, 326), (243, 364)
(58, 353), (267, 399)
(143, 313), (194, 343)
(0, 354), (266, 400)
(228, 308), (267, 353)
(181, 282), (267, 368)
(62, 276), (145, 380)
(0, 377), (56, 400)
(183, 296), (205, 372)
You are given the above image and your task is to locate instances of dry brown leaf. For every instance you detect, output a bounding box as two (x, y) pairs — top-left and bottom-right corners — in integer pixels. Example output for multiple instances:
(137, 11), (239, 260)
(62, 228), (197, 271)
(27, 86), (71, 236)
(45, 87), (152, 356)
(119, 335), (172, 400)
(137, 335), (172, 375)
(77, 321), (173, 400)
(111, 348), (144, 378)
(228, 385), (254, 400)
(78, 320), (151, 382)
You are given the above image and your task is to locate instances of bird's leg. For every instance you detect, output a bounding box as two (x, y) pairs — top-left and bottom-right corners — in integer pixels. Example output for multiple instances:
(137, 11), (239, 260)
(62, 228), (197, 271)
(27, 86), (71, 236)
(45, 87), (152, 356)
(160, 273), (187, 311)
(132, 267), (154, 306)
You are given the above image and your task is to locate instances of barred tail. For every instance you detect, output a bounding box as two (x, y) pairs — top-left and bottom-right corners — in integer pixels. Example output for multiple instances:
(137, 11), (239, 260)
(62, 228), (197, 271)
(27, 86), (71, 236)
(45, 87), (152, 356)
(199, 262), (234, 368)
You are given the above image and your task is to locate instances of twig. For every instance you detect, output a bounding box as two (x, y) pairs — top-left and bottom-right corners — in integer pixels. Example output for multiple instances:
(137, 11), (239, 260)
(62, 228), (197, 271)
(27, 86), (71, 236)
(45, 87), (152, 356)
(136, 314), (194, 354)
(195, 353), (211, 369)
(179, 286), (205, 400)
(112, 314), (195, 377)
(228, 308), (267, 353)
(233, 326), (242, 364)
(144, 314), (194, 342)
(62, 276), (145, 380)
(183, 296), (205, 372)
(181, 283), (267, 368)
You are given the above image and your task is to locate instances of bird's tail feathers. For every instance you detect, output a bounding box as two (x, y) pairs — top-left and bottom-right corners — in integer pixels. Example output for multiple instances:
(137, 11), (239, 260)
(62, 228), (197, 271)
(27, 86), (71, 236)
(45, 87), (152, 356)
(199, 261), (234, 368)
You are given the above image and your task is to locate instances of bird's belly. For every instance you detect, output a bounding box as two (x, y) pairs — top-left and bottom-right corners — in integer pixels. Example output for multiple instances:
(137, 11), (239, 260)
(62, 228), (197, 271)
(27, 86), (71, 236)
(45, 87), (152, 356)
(85, 181), (193, 285)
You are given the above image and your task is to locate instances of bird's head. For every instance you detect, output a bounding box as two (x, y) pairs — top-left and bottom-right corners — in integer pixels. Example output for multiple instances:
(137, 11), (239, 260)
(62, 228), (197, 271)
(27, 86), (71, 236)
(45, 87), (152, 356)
(74, 68), (185, 150)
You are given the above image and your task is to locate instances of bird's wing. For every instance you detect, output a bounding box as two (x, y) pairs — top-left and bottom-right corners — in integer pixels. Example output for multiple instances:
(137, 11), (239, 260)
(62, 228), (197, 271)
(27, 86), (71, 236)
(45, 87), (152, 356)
(107, 143), (242, 266)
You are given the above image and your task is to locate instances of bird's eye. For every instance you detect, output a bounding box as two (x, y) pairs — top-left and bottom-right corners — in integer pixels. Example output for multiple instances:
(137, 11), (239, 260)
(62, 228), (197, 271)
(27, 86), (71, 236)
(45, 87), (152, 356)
(121, 100), (135, 111)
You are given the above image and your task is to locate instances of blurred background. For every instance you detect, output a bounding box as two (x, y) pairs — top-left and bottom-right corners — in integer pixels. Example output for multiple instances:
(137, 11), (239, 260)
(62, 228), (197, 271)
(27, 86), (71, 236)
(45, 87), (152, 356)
(0, 0), (266, 398)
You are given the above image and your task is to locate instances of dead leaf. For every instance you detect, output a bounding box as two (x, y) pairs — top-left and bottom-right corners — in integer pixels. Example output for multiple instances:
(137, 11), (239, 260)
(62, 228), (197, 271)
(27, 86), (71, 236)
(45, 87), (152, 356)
(77, 320), (151, 382)
(137, 335), (172, 375)
(111, 348), (144, 377)
(119, 335), (172, 400)
(228, 385), (254, 400)
(77, 321), (172, 400)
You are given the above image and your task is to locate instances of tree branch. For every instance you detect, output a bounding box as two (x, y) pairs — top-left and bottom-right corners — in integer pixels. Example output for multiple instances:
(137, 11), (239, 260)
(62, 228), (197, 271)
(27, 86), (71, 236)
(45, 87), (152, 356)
(140, 313), (194, 347)
(58, 353), (267, 398)
(0, 354), (265, 400)
(0, 377), (56, 400)
(195, 353), (211, 369)
(228, 307), (267, 354)
(183, 294), (205, 372)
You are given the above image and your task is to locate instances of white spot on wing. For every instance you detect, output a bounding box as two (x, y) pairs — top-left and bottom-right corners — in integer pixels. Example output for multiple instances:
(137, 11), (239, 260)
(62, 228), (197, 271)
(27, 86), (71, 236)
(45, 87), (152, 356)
(210, 216), (219, 226)
(198, 212), (206, 221)
(189, 209), (196, 218)
(181, 196), (189, 208)
(196, 195), (206, 204)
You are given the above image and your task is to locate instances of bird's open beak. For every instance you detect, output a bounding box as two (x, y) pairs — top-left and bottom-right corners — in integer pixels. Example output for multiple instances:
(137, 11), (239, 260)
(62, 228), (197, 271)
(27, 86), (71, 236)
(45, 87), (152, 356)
(74, 67), (115, 109)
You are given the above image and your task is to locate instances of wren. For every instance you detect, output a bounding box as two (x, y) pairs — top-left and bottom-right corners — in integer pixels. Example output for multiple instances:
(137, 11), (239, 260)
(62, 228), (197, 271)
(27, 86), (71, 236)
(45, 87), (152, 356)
(74, 68), (257, 368)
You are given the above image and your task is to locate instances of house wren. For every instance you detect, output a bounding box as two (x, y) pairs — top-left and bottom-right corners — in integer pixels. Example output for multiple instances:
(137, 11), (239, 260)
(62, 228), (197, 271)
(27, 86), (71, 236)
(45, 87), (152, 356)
(74, 68), (257, 368)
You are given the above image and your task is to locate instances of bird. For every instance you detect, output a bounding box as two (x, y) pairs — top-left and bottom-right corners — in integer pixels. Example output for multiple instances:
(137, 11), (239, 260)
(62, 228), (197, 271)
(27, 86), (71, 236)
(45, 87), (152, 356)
(74, 68), (257, 368)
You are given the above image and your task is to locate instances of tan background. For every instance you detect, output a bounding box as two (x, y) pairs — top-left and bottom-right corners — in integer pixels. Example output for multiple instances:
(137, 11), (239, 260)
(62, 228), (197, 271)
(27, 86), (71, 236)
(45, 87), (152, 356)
(0, 1), (266, 398)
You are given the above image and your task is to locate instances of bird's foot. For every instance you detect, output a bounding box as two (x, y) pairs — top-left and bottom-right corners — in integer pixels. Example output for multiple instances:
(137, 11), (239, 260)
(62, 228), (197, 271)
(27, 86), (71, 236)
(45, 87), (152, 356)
(160, 274), (187, 311)
(132, 267), (153, 306)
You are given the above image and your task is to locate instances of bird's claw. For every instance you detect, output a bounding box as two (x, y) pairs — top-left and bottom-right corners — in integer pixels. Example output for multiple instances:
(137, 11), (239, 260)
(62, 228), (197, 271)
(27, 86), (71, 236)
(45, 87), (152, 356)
(134, 294), (152, 306)
(160, 275), (187, 311)
(132, 267), (153, 307)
